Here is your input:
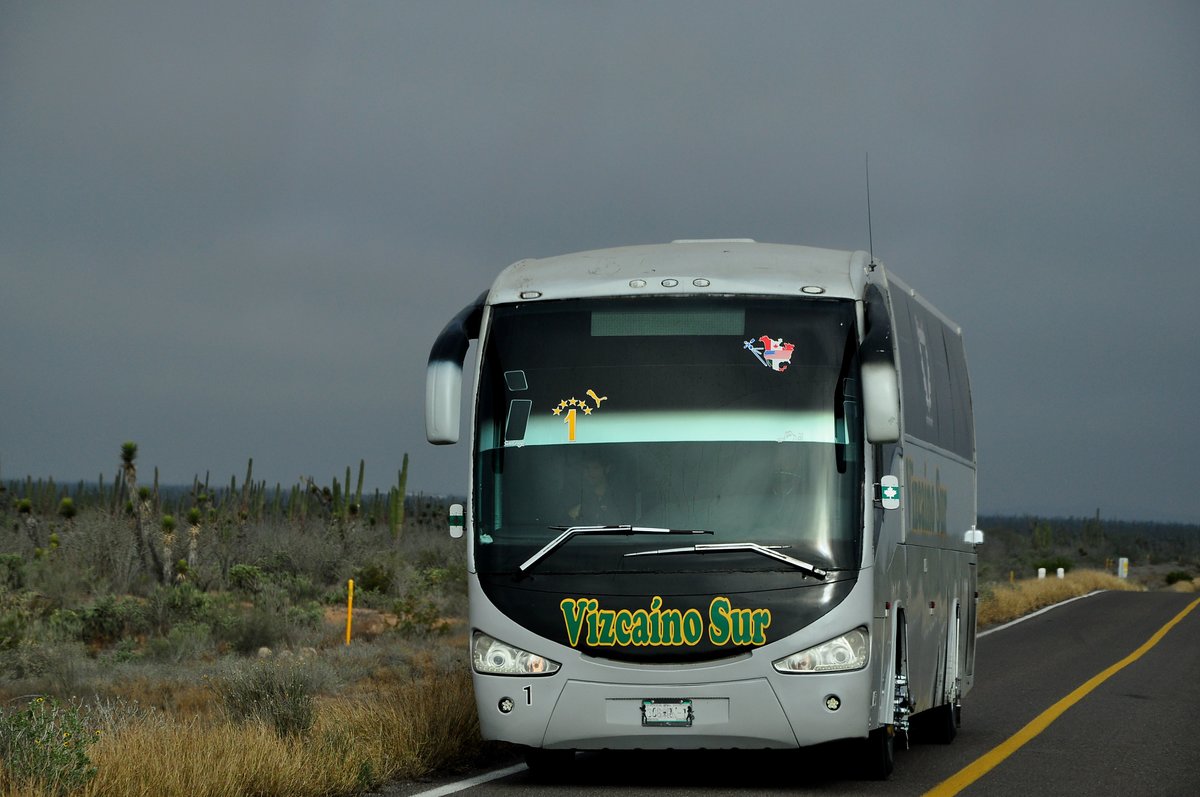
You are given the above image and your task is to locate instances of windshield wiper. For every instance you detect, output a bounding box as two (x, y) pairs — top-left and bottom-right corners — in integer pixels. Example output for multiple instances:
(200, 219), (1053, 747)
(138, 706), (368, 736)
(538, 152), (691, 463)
(624, 542), (828, 580)
(519, 525), (713, 573)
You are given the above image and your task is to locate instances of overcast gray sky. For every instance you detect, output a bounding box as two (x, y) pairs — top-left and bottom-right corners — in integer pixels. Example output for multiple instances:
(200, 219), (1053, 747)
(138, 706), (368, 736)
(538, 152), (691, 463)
(2, 1), (1197, 522)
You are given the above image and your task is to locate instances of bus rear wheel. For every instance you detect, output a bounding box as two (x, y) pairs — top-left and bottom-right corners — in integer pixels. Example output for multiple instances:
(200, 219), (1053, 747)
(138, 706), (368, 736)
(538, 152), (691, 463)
(919, 700), (960, 744)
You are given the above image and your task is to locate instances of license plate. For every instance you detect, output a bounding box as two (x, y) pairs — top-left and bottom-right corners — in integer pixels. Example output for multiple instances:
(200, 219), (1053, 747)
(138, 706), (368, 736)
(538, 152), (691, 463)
(641, 698), (693, 727)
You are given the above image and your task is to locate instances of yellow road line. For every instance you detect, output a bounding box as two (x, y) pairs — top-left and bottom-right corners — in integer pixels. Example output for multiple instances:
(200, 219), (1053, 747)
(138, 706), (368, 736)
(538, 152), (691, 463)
(924, 596), (1200, 797)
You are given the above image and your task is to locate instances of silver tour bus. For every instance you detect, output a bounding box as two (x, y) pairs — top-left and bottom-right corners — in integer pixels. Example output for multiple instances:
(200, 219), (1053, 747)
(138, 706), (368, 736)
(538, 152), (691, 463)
(426, 240), (982, 779)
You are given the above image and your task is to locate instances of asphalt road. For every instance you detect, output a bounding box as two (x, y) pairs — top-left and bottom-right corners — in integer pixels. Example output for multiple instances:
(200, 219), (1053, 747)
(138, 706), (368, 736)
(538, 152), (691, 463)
(388, 590), (1200, 797)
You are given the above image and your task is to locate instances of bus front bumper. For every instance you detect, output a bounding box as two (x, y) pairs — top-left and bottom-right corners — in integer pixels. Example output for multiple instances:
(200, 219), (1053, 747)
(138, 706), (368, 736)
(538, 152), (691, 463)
(475, 669), (874, 750)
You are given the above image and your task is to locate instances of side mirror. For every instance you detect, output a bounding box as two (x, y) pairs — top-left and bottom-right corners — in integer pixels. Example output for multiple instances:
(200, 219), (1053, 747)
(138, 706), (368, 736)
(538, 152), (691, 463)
(426, 360), (463, 444)
(425, 292), (486, 445)
(862, 360), (901, 443)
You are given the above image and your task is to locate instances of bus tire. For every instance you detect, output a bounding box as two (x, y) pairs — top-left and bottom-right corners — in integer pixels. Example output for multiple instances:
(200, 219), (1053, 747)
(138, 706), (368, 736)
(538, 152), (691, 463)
(923, 701), (959, 744)
(524, 747), (574, 779)
(863, 725), (895, 780)
(921, 613), (961, 744)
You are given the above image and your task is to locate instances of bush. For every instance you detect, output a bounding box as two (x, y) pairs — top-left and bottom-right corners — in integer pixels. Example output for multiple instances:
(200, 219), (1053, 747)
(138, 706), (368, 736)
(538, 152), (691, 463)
(210, 660), (318, 738)
(1032, 556), (1073, 574)
(0, 592), (37, 651)
(0, 554), (26, 592)
(148, 621), (214, 664)
(224, 608), (286, 655)
(271, 572), (321, 604)
(0, 696), (97, 794)
(352, 562), (393, 594)
(145, 582), (209, 634)
(1165, 570), (1192, 585)
(228, 564), (264, 594)
(393, 566), (453, 636)
(79, 594), (148, 645)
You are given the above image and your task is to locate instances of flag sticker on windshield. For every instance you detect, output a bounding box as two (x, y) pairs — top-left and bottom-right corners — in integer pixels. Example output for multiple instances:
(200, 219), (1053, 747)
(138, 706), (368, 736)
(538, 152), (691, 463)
(744, 335), (795, 372)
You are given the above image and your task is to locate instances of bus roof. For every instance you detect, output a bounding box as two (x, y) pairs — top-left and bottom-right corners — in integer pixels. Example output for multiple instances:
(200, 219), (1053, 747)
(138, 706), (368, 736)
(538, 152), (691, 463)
(488, 241), (873, 304)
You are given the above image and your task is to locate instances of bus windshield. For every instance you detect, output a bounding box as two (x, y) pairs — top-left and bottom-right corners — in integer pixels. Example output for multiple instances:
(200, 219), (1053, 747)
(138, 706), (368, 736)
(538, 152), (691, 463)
(474, 296), (863, 576)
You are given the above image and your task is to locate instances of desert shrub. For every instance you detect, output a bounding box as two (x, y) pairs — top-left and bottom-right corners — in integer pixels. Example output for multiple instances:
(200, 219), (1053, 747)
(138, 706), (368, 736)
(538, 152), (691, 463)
(0, 640), (94, 694)
(393, 593), (441, 636)
(79, 594), (149, 645)
(0, 592), (38, 651)
(228, 563), (265, 594)
(0, 554), (26, 592)
(77, 695), (169, 736)
(145, 582), (209, 635)
(270, 572), (321, 604)
(352, 562), (394, 594)
(0, 696), (97, 794)
(285, 601), (323, 632)
(224, 608), (286, 655)
(1165, 570), (1192, 585)
(110, 638), (139, 664)
(66, 514), (141, 595)
(47, 608), (83, 642)
(148, 621), (214, 664)
(1031, 556), (1074, 574)
(392, 566), (453, 636)
(210, 660), (319, 738)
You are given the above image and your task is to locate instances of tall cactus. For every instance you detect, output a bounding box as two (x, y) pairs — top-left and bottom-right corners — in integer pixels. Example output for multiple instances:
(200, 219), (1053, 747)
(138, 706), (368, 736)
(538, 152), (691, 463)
(120, 442), (165, 582)
(186, 506), (202, 573)
(121, 442), (150, 572)
(160, 514), (177, 583)
(354, 460), (365, 514)
(390, 454), (409, 542)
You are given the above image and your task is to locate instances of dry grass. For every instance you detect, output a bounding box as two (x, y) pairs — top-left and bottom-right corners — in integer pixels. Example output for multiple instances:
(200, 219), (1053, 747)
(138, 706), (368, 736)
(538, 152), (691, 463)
(977, 569), (1141, 627)
(0, 667), (483, 797)
(1167, 577), (1200, 593)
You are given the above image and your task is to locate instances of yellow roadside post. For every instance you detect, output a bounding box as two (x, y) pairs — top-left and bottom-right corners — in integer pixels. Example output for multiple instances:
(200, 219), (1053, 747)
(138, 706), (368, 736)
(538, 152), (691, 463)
(345, 579), (355, 645)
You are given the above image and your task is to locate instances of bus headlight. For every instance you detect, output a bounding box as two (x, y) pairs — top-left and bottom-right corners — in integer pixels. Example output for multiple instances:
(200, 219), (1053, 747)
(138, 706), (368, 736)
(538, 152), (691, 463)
(472, 631), (561, 676)
(772, 627), (868, 673)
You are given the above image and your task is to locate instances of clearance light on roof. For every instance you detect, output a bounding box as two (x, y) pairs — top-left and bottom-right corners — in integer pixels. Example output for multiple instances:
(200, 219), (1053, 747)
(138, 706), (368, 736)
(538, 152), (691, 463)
(801, 286), (825, 295)
(629, 279), (647, 288)
(519, 290), (542, 299)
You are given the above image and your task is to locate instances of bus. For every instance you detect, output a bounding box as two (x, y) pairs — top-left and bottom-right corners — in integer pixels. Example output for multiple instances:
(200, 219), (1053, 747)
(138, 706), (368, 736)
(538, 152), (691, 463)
(425, 240), (981, 778)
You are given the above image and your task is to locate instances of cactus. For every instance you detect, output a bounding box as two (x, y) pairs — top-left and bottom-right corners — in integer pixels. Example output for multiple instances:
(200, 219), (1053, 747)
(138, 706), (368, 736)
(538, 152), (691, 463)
(120, 442), (166, 582)
(390, 454), (409, 541)
(161, 514), (177, 582)
(397, 454), (409, 505)
(121, 442), (150, 572)
(354, 460), (365, 513)
(186, 506), (202, 573)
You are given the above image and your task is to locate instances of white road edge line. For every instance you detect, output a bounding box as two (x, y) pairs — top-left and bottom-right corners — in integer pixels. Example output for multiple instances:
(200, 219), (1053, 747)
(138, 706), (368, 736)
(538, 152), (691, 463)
(407, 763), (527, 797)
(978, 589), (1106, 638)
